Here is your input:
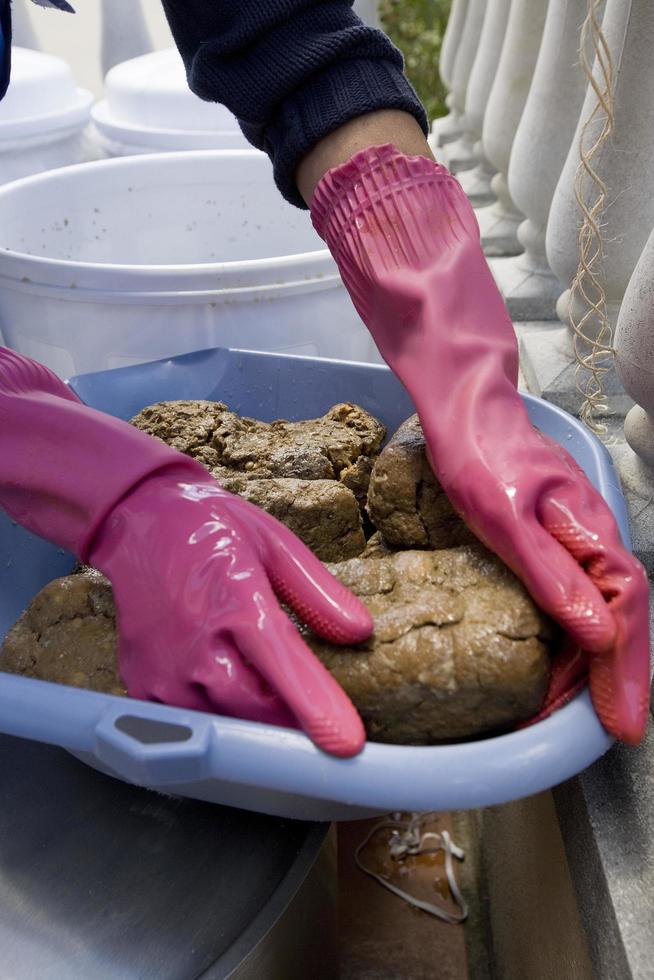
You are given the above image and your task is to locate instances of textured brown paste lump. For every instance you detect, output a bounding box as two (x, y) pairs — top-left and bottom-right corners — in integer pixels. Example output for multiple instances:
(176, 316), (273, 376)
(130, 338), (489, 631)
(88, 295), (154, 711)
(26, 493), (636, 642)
(1, 405), (554, 743)
(310, 545), (551, 743)
(367, 414), (475, 549)
(129, 400), (386, 561)
(2, 569), (125, 696)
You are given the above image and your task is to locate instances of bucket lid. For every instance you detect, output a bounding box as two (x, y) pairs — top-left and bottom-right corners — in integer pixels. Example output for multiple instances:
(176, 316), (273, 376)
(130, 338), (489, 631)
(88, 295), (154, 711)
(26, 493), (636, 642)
(0, 46), (92, 139)
(103, 48), (241, 134)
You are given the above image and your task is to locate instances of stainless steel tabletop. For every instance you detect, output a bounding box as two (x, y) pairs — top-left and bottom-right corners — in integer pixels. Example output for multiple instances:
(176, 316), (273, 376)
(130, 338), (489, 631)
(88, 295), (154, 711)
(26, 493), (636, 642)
(0, 734), (326, 980)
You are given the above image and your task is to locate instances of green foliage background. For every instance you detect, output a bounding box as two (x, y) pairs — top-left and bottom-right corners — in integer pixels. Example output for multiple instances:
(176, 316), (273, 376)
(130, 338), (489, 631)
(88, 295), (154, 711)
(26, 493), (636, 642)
(380, 0), (452, 121)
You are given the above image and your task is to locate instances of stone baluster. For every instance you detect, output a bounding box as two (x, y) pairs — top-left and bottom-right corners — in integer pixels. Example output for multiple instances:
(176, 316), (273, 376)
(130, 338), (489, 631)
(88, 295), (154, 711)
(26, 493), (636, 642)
(11, 0), (40, 50)
(475, 0), (548, 256)
(456, 0), (512, 207)
(489, 0), (590, 319)
(101, 0), (153, 77)
(611, 227), (654, 569)
(521, 0), (654, 416)
(439, 0), (487, 173)
(431, 0), (470, 148)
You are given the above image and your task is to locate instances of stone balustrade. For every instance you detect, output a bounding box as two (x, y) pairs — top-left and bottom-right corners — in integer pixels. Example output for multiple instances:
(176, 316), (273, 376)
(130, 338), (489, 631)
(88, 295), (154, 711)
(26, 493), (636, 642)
(489, 0), (590, 320)
(439, 0), (487, 174)
(475, 0), (548, 256)
(455, 0), (511, 206)
(610, 227), (654, 571)
(520, 0), (654, 418)
(430, 0), (470, 148)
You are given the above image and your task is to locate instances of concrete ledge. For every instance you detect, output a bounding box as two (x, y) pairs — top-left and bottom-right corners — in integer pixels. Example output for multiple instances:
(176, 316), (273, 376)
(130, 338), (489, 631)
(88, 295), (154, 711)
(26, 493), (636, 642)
(555, 697), (654, 980)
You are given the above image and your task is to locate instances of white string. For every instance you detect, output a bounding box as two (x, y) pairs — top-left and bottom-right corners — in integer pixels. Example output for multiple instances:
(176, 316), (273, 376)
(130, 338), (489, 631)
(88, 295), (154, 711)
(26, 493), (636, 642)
(354, 811), (468, 924)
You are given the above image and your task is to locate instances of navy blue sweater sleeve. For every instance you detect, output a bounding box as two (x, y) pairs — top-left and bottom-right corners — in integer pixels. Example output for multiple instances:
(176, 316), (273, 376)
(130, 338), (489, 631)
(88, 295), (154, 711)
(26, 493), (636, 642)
(0, 0), (11, 100)
(160, 0), (428, 207)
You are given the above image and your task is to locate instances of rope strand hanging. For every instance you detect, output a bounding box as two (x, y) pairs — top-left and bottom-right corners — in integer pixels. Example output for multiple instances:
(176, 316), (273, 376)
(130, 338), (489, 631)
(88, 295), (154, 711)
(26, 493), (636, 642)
(569, 0), (616, 434)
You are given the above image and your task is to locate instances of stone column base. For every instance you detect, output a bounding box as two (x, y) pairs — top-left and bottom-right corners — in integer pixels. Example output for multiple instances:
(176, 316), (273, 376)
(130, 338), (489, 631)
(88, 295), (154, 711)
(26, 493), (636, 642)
(458, 163), (497, 207)
(488, 255), (561, 320)
(442, 135), (478, 173)
(476, 202), (522, 256)
(430, 112), (463, 148)
(519, 325), (633, 417)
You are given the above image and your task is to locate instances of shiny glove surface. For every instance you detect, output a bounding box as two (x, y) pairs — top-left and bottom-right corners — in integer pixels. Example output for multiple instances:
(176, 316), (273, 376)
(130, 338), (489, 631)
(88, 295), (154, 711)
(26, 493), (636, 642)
(0, 348), (372, 756)
(311, 145), (649, 744)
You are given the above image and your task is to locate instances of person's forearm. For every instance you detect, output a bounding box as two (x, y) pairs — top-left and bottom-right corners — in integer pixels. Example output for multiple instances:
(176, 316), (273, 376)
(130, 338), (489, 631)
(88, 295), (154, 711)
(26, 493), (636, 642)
(296, 109), (434, 205)
(160, 0), (428, 207)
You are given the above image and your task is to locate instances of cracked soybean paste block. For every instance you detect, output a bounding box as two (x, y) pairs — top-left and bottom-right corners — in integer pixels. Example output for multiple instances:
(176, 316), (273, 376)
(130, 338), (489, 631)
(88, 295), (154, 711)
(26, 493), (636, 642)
(129, 400), (386, 560)
(308, 545), (552, 743)
(2, 544), (552, 743)
(2, 570), (125, 696)
(368, 415), (475, 549)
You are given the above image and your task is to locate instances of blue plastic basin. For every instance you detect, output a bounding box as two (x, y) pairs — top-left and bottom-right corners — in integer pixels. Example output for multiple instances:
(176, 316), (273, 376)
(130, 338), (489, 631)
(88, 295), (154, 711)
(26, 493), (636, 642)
(0, 348), (626, 820)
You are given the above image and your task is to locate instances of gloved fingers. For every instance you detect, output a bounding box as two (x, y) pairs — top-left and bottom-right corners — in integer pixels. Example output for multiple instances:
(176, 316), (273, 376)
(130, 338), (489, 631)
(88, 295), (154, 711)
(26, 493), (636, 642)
(587, 582), (650, 745)
(118, 638), (219, 715)
(539, 488), (637, 592)
(249, 507), (374, 645)
(228, 597), (366, 757)
(507, 518), (616, 654)
(121, 662), (217, 715)
(119, 632), (295, 727)
(540, 495), (650, 744)
(191, 637), (298, 728)
(518, 639), (590, 729)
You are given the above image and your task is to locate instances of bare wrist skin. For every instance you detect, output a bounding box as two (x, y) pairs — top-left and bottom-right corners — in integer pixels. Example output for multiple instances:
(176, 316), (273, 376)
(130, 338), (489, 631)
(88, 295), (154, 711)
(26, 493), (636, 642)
(296, 109), (435, 206)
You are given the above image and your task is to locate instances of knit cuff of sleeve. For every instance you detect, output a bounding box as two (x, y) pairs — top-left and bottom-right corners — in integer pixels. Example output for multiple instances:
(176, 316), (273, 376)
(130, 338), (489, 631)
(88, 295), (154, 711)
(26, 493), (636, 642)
(256, 57), (428, 210)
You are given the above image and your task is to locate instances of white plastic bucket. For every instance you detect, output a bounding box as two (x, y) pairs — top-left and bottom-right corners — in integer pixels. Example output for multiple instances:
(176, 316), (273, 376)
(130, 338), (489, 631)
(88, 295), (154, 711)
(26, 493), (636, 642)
(0, 47), (93, 184)
(0, 149), (379, 376)
(90, 49), (250, 157)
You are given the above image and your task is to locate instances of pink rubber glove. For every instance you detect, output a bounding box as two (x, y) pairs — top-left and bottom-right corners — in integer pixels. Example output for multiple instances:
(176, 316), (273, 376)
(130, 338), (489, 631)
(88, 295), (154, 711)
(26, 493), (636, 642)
(0, 348), (373, 756)
(311, 144), (650, 745)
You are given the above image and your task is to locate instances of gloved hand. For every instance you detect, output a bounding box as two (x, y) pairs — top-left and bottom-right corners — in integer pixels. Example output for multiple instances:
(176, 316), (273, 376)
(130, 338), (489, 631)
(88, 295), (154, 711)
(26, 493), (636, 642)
(311, 144), (650, 745)
(0, 348), (373, 756)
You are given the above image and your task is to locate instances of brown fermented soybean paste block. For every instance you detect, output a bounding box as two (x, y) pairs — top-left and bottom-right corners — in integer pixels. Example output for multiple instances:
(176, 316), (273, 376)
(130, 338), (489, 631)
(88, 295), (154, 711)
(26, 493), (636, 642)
(308, 544), (552, 743)
(2, 570), (125, 695)
(130, 400), (386, 560)
(129, 400), (385, 498)
(217, 476), (366, 562)
(367, 414), (475, 549)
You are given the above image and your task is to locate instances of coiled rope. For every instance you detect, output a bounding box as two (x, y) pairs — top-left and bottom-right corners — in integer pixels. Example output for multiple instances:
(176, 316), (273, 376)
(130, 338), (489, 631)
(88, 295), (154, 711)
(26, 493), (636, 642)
(569, 0), (615, 434)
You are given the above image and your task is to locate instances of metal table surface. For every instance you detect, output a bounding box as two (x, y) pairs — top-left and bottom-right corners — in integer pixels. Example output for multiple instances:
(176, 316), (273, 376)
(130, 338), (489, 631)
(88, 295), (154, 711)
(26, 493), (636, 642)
(0, 734), (327, 980)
